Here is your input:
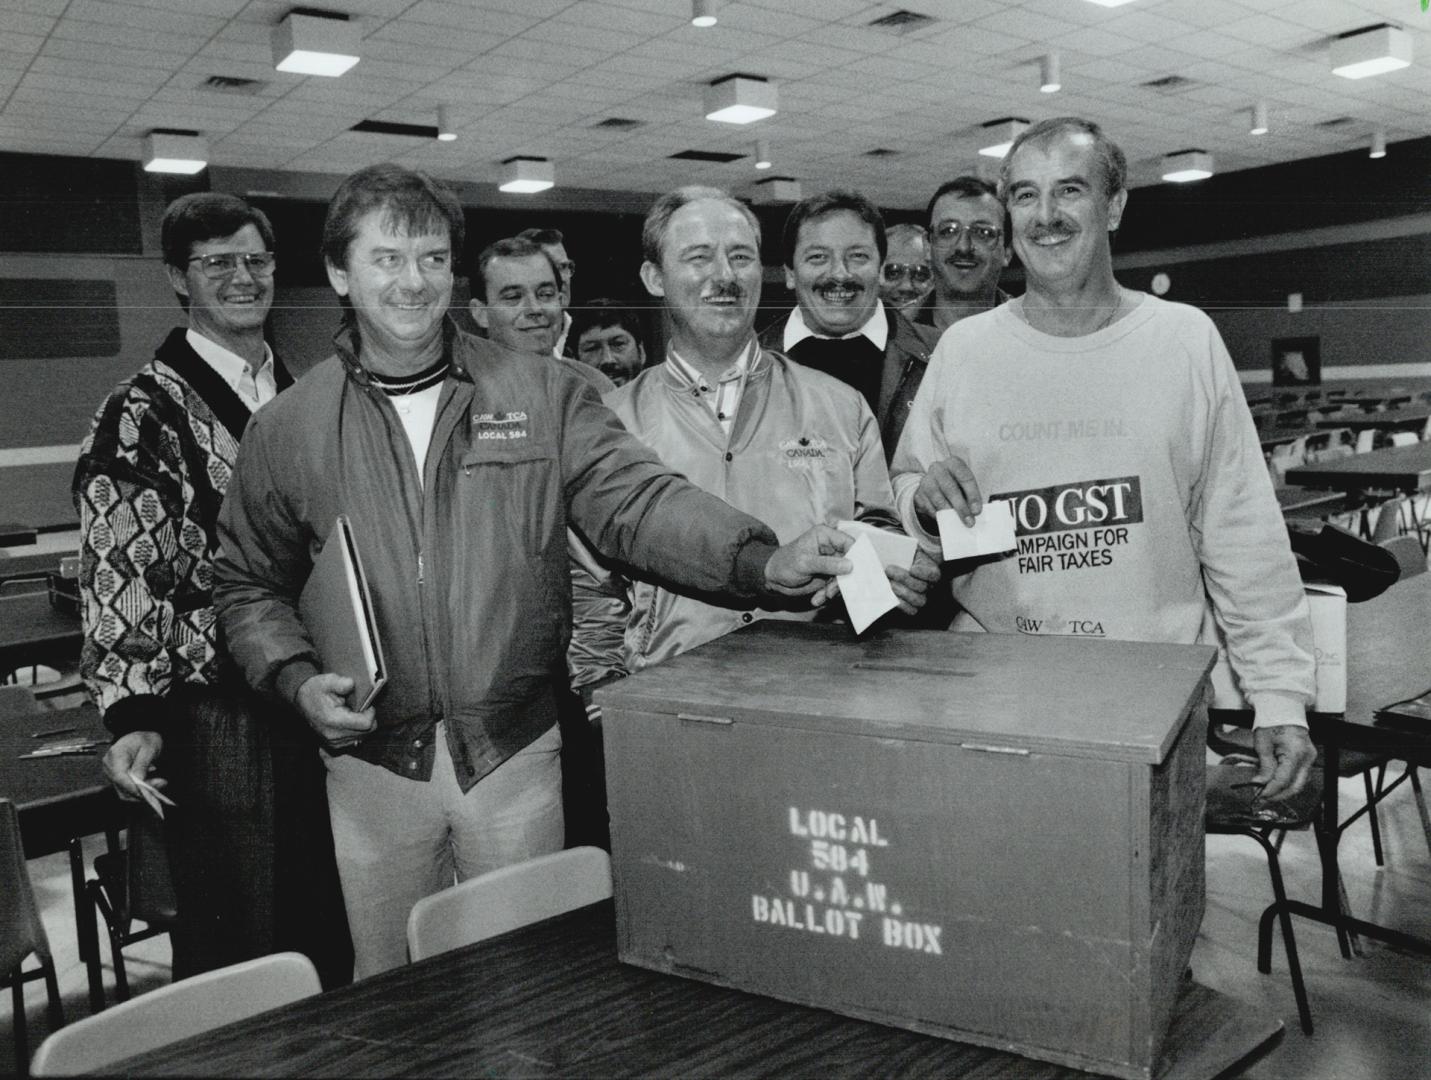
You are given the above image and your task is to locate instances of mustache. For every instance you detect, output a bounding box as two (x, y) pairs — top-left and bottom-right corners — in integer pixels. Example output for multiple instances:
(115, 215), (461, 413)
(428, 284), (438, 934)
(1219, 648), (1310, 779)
(704, 282), (746, 301)
(814, 278), (863, 293)
(1026, 220), (1078, 243)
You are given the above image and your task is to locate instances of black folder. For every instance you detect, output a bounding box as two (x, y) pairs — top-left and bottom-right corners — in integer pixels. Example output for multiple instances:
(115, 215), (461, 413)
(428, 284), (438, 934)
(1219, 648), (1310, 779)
(299, 515), (387, 711)
(1374, 688), (1431, 731)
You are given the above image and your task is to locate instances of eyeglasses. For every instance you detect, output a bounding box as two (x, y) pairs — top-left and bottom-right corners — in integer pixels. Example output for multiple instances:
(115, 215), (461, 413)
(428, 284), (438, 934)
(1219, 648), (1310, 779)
(556, 259), (576, 278)
(932, 222), (1002, 248)
(187, 252), (276, 279)
(880, 262), (933, 286)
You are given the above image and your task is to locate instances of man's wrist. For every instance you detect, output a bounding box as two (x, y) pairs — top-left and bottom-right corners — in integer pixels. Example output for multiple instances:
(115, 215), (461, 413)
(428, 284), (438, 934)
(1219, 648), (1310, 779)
(1248, 691), (1309, 730)
(275, 657), (322, 707)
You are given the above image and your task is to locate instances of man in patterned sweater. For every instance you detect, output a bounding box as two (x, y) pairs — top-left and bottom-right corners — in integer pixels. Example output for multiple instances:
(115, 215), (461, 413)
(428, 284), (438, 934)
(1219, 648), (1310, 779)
(73, 193), (351, 985)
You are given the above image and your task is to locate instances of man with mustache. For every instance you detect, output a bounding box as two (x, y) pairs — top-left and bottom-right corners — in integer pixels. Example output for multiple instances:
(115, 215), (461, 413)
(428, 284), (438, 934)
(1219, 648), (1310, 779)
(214, 164), (857, 976)
(892, 117), (1317, 801)
(470, 235), (613, 393)
(879, 223), (934, 317)
(758, 190), (939, 464)
(916, 176), (1011, 334)
(569, 185), (937, 703)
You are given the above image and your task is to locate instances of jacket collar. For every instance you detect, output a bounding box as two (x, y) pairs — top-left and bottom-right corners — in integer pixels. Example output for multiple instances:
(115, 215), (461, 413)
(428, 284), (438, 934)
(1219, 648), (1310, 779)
(331, 315), (472, 389)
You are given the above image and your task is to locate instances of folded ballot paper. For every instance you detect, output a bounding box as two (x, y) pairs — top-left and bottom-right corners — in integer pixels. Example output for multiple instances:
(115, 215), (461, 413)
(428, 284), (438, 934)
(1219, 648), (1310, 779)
(834, 521), (919, 634)
(936, 499), (1017, 561)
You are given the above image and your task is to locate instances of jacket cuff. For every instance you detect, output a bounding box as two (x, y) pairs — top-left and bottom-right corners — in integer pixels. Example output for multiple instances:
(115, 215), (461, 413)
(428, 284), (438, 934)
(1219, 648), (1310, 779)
(102, 693), (173, 740)
(274, 657), (322, 708)
(733, 536), (780, 599)
(1248, 691), (1309, 730)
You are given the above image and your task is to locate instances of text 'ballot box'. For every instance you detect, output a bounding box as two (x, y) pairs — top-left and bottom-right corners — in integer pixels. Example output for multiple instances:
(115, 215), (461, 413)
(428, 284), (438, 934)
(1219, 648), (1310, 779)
(597, 622), (1215, 1080)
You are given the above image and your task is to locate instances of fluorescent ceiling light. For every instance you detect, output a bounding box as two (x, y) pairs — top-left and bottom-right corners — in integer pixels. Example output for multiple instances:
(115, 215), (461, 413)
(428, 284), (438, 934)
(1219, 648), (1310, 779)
(753, 139), (772, 170)
(1250, 101), (1268, 136)
(704, 75), (777, 125)
(1370, 127), (1387, 159)
(1040, 52), (1061, 93)
(1161, 149), (1214, 183)
(1330, 25), (1412, 80)
(499, 156), (554, 194)
(692, 0), (718, 28)
(437, 106), (456, 142)
(143, 130), (208, 174)
(978, 118), (1028, 159)
(1083, 0), (1138, 7)
(272, 12), (361, 77)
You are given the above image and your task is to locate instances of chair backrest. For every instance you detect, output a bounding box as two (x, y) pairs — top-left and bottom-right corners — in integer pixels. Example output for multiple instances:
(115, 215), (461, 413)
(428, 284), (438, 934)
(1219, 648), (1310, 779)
(1380, 535), (1427, 580)
(407, 846), (612, 962)
(1355, 428), (1377, 454)
(29, 951), (321, 1076)
(1389, 430), (1419, 448)
(1, 799), (53, 977)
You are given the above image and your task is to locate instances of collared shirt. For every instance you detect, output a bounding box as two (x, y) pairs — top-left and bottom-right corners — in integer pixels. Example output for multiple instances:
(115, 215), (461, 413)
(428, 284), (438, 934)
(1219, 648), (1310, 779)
(664, 336), (759, 436)
(186, 329), (277, 410)
(553, 310), (573, 358)
(782, 299), (889, 353)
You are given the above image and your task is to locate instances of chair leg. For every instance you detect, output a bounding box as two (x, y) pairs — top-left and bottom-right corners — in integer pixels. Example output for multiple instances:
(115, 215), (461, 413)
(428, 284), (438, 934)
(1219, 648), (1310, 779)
(1336, 873), (1364, 959)
(1364, 771), (1385, 867)
(1410, 768), (1431, 860)
(1247, 829), (1315, 1035)
(40, 954), (63, 1031)
(11, 978), (30, 1079)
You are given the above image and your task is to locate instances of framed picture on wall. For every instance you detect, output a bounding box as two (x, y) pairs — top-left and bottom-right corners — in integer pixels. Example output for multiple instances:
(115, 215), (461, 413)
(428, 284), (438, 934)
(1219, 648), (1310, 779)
(1271, 336), (1321, 387)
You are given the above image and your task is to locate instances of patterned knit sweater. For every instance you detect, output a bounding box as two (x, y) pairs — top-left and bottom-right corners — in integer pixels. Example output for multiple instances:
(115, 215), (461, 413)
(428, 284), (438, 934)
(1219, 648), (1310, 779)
(73, 328), (291, 737)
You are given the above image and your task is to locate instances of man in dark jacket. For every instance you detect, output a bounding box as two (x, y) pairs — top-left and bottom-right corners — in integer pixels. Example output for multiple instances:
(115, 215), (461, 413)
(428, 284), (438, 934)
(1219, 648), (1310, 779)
(213, 164), (856, 977)
(75, 192), (351, 988)
(757, 189), (939, 464)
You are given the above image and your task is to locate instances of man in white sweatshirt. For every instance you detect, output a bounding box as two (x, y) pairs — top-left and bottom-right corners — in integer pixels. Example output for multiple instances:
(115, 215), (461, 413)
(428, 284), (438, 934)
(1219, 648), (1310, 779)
(891, 117), (1317, 801)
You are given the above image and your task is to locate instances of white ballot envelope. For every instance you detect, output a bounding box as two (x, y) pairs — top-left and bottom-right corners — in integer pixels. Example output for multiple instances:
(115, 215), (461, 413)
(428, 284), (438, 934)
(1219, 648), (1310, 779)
(937, 499), (1017, 561)
(838, 533), (900, 634)
(835, 520), (918, 570)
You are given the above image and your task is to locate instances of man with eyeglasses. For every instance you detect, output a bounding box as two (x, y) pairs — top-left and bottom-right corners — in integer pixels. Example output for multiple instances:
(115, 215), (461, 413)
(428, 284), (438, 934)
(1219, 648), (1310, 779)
(879, 223), (934, 316)
(757, 190), (939, 465)
(892, 118), (1316, 802)
(917, 176), (1012, 334)
(517, 226), (576, 355)
(74, 192), (352, 986)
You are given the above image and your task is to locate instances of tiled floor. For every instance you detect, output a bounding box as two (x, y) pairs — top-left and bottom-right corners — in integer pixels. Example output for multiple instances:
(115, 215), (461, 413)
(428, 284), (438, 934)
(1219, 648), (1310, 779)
(3, 770), (1429, 1078)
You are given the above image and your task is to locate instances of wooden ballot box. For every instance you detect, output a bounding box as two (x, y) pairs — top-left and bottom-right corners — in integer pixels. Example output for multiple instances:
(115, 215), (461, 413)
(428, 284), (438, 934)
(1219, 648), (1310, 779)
(597, 622), (1215, 1080)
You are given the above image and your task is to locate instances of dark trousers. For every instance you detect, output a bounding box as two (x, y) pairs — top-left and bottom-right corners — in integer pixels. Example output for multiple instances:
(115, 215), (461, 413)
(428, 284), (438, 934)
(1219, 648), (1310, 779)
(163, 686), (353, 989)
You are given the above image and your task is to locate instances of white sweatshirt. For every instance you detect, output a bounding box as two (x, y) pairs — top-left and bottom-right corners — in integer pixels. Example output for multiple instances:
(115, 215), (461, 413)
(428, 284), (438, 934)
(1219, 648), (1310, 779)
(891, 293), (1314, 728)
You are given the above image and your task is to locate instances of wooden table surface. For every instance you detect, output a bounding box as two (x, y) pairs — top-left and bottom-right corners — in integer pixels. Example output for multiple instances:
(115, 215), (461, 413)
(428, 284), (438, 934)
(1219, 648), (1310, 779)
(1284, 441), (1431, 494)
(0, 590), (81, 674)
(1314, 406), (1431, 431)
(109, 900), (1282, 1079)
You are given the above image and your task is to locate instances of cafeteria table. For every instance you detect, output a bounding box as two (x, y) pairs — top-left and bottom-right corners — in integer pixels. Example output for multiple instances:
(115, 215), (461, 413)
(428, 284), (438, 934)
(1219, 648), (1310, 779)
(1288, 570), (1431, 959)
(0, 689), (119, 1011)
(1314, 406), (1431, 433)
(1284, 441), (1431, 497)
(0, 590), (82, 675)
(108, 900), (1282, 1079)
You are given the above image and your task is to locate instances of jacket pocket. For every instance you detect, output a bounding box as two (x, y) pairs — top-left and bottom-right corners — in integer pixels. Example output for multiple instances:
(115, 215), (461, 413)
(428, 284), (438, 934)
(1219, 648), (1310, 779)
(458, 442), (561, 557)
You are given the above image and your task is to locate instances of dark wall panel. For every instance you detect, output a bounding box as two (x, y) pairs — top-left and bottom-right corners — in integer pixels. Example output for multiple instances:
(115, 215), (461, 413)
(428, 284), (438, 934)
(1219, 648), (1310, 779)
(0, 279), (121, 358)
(0, 152), (144, 255)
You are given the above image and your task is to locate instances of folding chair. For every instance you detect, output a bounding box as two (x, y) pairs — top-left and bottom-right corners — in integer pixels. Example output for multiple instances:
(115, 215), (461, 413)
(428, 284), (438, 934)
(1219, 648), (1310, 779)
(406, 846), (612, 962)
(29, 952), (321, 1076)
(87, 805), (179, 1003)
(1, 800), (64, 1077)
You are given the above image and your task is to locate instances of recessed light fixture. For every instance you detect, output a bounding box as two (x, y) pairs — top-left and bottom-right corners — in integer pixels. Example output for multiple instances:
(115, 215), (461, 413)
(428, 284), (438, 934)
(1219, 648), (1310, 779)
(978, 118), (1028, 159)
(692, 0), (718, 28)
(1370, 126), (1387, 159)
(1161, 149), (1214, 183)
(272, 10), (361, 77)
(753, 138), (772, 170)
(1250, 101), (1268, 136)
(1330, 25), (1412, 80)
(143, 130), (208, 174)
(753, 176), (801, 204)
(436, 106), (456, 142)
(704, 75), (777, 125)
(1040, 52), (1061, 93)
(499, 156), (554, 194)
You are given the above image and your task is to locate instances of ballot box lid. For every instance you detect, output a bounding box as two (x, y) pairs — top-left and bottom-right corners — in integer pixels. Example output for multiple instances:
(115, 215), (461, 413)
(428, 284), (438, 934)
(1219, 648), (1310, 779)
(595, 622), (1216, 765)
